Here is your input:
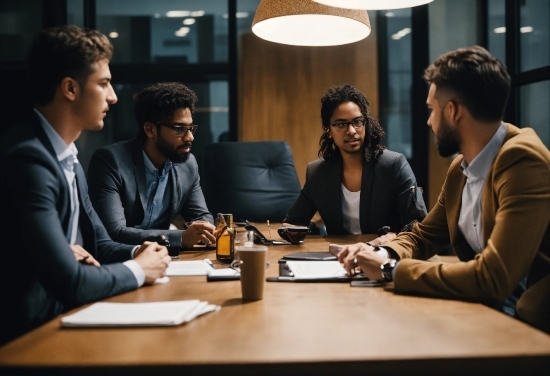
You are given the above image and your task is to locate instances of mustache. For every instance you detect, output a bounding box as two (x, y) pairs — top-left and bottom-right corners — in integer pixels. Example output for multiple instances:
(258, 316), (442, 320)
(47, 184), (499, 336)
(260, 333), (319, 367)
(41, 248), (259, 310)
(178, 142), (192, 149)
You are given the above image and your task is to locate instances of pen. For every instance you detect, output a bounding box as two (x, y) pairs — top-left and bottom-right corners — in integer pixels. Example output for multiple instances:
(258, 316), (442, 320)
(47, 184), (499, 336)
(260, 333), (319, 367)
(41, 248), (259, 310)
(267, 220), (272, 240)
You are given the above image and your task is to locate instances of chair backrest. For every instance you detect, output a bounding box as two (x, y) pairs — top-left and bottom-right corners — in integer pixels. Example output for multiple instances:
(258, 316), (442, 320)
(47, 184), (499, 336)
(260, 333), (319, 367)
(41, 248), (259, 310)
(202, 141), (301, 222)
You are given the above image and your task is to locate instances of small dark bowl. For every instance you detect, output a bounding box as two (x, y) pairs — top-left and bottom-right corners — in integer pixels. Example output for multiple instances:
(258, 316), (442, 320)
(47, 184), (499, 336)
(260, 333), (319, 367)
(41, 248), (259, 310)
(278, 226), (310, 244)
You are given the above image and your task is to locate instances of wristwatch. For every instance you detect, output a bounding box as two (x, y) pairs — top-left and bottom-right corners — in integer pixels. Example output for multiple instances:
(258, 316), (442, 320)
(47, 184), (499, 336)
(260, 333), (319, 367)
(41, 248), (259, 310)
(380, 259), (397, 282)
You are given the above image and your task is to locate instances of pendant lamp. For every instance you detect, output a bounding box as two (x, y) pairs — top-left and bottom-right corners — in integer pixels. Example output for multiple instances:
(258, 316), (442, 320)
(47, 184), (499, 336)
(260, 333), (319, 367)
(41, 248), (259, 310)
(313, 0), (434, 10)
(251, 0), (371, 46)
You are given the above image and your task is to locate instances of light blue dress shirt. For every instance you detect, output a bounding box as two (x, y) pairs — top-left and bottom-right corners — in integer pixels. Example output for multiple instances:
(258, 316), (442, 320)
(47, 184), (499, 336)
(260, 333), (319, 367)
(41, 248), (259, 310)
(138, 150), (173, 230)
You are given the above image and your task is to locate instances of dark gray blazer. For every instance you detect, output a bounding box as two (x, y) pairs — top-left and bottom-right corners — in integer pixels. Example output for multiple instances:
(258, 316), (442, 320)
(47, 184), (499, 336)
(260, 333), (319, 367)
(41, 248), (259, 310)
(88, 137), (213, 249)
(0, 113), (137, 345)
(284, 150), (427, 235)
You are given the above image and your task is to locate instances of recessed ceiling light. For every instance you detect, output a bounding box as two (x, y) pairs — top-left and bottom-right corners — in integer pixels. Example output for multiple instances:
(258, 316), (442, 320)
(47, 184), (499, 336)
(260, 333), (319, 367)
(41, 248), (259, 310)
(183, 18), (196, 25)
(494, 27), (506, 34)
(167, 10), (191, 17)
(191, 10), (205, 17)
(109, 31), (119, 39)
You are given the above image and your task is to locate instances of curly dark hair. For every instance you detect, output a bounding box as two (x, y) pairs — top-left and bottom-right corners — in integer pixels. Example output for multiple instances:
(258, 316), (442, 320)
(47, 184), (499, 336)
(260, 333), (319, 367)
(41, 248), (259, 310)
(27, 25), (113, 106)
(319, 84), (385, 163)
(134, 82), (198, 137)
(423, 46), (510, 122)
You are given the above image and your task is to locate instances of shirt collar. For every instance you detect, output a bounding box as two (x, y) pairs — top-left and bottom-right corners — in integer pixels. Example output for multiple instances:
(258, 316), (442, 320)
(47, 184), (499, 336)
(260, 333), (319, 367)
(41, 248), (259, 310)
(34, 108), (78, 162)
(460, 122), (506, 180)
(142, 149), (173, 177)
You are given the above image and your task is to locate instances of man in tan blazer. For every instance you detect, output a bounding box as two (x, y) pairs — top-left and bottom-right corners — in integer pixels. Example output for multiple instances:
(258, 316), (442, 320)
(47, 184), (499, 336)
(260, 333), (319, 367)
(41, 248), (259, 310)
(338, 46), (550, 334)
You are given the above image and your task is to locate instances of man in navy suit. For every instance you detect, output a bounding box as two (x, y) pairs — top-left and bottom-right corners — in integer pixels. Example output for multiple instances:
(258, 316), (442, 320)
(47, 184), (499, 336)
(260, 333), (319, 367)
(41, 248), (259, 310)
(88, 83), (216, 254)
(0, 26), (171, 345)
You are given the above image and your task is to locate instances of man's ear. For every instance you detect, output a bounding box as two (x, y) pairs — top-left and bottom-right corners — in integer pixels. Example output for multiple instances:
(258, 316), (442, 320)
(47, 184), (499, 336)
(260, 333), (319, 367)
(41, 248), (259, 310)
(447, 99), (464, 123)
(143, 122), (156, 139)
(59, 77), (79, 102)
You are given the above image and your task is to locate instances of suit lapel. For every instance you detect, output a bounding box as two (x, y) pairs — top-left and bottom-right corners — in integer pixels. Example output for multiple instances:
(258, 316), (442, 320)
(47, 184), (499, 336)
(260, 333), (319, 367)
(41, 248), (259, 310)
(359, 160), (374, 233)
(169, 166), (180, 218)
(130, 138), (148, 211)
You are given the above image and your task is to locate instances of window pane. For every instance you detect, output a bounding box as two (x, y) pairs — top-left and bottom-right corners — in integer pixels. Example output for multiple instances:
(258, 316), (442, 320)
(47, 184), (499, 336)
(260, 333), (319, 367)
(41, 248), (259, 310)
(520, 0), (550, 71)
(384, 8), (412, 158)
(520, 80), (550, 148)
(95, 0), (228, 64)
(487, 0), (506, 64)
(0, 0), (41, 62)
(67, 0), (84, 28)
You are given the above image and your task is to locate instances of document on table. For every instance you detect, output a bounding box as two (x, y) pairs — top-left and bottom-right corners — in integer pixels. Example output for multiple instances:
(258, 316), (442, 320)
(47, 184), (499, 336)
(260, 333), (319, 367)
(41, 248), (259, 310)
(166, 259), (214, 276)
(285, 261), (348, 279)
(61, 300), (221, 327)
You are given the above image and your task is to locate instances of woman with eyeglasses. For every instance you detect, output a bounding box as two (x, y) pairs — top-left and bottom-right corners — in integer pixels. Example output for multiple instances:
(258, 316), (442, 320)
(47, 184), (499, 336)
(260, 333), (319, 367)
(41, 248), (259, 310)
(284, 84), (427, 243)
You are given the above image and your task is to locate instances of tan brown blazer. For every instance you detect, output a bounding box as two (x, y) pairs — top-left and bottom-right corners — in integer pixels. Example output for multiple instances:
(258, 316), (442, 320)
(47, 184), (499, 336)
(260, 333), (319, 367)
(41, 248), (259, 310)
(387, 123), (550, 333)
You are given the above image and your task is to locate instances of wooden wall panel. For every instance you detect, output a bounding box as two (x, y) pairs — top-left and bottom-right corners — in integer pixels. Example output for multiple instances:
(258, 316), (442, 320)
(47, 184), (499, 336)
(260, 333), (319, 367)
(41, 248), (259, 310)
(238, 31), (378, 186)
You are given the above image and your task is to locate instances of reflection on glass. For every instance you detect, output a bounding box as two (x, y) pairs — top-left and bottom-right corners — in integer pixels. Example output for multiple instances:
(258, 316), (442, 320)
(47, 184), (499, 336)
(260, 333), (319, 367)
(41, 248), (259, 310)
(95, 0), (229, 64)
(520, 0), (550, 71)
(487, 0), (505, 65)
(385, 8), (412, 158)
(520, 81), (550, 148)
(0, 0), (41, 61)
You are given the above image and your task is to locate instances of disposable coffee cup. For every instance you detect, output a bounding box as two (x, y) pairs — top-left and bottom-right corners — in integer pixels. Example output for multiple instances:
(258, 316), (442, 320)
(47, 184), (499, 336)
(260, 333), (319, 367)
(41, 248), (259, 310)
(232, 245), (269, 300)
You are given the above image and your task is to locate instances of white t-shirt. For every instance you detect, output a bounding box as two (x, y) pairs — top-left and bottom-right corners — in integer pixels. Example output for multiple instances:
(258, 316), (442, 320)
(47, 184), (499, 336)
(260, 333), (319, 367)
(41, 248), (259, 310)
(341, 183), (361, 234)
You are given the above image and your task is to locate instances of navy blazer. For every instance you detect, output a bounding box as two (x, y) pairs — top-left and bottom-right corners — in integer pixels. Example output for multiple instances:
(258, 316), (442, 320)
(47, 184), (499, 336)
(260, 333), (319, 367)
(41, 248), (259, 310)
(88, 137), (213, 249)
(284, 150), (427, 235)
(0, 113), (137, 345)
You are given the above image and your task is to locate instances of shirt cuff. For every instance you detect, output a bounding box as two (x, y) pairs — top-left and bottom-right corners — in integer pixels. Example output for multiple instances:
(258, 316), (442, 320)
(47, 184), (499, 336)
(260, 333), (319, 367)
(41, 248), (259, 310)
(376, 247), (389, 259)
(123, 260), (145, 287)
(131, 245), (140, 259)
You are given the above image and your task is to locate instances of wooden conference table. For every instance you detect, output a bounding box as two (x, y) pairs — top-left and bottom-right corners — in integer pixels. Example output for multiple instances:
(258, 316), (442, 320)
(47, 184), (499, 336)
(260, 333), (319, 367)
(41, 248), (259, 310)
(1, 231), (550, 375)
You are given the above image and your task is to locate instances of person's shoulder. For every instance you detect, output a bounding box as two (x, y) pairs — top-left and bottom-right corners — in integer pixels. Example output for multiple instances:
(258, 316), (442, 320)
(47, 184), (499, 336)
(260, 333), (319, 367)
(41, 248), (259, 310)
(1, 122), (48, 160)
(93, 139), (134, 156)
(500, 123), (550, 162)
(306, 158), (330, 173)
(375, 149), (408, 168)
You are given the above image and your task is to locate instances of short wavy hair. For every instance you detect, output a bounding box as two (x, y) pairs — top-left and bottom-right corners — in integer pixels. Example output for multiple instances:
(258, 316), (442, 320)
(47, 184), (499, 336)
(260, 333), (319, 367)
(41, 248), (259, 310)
(423, 46), (510, 122)
(134, 82), (198, 137)
(319, 84), (385, 163)
(27, 25), (113, 106)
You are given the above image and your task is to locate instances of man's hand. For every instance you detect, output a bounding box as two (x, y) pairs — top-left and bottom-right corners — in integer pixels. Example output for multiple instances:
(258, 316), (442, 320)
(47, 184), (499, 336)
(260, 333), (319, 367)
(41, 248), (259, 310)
(181, 221), (216, 248)
(134, 242), (171, 284)
(70, 244), (100, 267)
(368, 232), (397, 247)
(337, 242), (387, 280)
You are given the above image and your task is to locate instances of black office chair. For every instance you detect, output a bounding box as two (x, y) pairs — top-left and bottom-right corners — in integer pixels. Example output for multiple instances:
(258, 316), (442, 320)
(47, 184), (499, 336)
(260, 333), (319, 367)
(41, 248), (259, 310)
(202, 141), (301, 222)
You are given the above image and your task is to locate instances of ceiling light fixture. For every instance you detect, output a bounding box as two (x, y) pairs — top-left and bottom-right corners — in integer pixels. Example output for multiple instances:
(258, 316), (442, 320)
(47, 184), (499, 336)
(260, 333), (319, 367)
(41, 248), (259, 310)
(313, 0), (433, 10)
(251, 0), (370, 46)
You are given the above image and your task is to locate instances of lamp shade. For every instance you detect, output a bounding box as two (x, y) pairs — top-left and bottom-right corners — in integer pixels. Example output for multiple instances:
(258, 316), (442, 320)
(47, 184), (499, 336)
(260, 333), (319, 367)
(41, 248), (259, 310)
(313, 0), (434, 10)
(252, 0), (371, 46)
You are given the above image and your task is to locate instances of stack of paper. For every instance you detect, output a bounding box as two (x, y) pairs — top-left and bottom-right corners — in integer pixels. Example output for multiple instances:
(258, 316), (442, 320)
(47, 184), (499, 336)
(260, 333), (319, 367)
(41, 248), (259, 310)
(61, 300), (220, 327)
(166, 260), (214, 276)
(286, 261), (348, 279)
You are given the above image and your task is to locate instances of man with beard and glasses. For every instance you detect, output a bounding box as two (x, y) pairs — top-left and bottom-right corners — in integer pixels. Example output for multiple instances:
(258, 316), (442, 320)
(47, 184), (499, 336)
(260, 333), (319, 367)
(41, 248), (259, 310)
(284, 84), (427, 241)
(337, 46), (550, 334)
(88, 82), (215, 254)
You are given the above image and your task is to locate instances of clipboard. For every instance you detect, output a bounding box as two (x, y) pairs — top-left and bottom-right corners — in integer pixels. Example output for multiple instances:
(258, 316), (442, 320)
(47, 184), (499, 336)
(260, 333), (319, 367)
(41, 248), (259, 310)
(266, 259), (370, 282)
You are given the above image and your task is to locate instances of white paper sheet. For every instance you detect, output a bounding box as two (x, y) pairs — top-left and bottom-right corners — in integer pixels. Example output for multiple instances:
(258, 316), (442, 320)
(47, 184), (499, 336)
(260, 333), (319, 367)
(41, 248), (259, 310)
(166, 260), (214, 276)
(285, 261), (348, 279)
(61, 300), (220, 327)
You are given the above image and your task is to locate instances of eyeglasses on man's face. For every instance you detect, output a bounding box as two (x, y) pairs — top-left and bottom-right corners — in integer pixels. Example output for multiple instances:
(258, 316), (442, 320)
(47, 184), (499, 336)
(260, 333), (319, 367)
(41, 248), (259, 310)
(329, 117), (366, 132)
(156, 123), (198, 137)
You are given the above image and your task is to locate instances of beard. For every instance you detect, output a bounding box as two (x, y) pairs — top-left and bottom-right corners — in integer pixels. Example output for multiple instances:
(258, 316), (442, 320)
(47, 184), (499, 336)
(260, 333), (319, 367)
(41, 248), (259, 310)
(156, 137), (191, 163)
(435, 114), (460, 158)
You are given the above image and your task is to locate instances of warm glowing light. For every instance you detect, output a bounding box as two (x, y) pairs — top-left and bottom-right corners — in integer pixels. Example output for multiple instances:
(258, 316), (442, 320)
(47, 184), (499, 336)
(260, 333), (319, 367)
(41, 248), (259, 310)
(191, 10), (205, 17)
(109, 31), (119, 38)
(494, 27), (506, 34)
(314, 0), (433, 10)
(252, 0), (371, 47)
(183, 18), (196, 25)
(385, 12), (395, 17)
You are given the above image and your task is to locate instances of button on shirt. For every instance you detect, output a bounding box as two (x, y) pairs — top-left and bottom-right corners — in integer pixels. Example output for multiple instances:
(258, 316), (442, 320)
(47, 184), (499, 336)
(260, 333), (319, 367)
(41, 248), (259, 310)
(458, 123), (506, 253)
(138, 150), (173, 230)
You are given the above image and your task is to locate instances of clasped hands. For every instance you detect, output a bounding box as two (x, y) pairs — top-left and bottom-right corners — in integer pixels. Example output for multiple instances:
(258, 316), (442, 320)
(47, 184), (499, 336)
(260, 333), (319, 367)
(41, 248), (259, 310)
(337, 243), (388, 280)
(181, 220), (216, 248)
(71, 241), (172, 284)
